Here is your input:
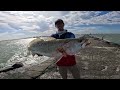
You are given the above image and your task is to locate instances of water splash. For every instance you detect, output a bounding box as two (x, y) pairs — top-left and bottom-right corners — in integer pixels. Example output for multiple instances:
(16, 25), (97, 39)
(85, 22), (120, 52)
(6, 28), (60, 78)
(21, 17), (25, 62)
(0, 38), (50, 70)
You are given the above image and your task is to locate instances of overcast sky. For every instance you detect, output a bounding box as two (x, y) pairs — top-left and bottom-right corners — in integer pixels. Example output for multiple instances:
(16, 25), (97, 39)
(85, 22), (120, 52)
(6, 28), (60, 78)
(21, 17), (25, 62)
(0, 11), (120, 40)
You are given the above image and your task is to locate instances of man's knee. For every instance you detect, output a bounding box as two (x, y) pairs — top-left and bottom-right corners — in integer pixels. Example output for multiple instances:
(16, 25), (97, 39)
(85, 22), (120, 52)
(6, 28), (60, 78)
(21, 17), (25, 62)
(58, 66), (67, 79)
(69, 65), (80, 79)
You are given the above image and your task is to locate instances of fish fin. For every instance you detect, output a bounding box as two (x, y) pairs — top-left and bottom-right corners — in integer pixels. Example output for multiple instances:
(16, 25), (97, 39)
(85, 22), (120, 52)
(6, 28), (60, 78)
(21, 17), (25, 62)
(45, 37), (56, 41)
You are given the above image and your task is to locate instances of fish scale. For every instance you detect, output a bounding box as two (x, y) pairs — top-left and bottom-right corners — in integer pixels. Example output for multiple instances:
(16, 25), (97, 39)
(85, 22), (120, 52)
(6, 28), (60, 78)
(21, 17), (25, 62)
(28, 37), (87, 57)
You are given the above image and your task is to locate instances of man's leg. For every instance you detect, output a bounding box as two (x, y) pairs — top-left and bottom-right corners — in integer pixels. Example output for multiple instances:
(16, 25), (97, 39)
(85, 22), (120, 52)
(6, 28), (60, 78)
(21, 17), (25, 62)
(58, 66), (67, 79)
(69, 65), (80, 79)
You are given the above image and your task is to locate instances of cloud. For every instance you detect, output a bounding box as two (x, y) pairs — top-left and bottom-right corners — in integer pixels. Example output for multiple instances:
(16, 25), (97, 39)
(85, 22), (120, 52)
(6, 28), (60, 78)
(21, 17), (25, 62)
(63, 11), (120, 26)
(60, 11), (70, 16)
(0, 11), (120, 40)
(68, 26), (100, 34)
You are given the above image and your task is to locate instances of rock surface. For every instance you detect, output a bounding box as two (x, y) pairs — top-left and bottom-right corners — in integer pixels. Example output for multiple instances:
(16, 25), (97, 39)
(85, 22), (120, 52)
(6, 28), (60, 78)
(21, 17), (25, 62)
(0, 36), (120, 79)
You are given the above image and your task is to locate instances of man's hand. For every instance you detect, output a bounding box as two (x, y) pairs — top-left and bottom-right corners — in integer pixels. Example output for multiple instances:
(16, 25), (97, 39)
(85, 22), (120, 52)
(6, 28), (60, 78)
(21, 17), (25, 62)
(81, 39), (91, 48)
(84, 39), (91, 46)
(56, 47), (69, 57)
(86, 41), (91, 46)
(57, 47), (66, 53)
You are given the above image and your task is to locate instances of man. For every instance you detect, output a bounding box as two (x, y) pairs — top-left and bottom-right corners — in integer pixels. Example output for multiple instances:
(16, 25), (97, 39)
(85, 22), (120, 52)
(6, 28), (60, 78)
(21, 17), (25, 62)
(51, 19), (90, 79)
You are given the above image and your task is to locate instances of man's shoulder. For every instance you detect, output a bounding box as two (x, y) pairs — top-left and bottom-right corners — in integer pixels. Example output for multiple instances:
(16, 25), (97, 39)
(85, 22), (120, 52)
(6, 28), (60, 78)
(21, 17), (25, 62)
(51, 33), (57, 37)
(51, 33), (59, 39)
(65, 32), (75, 38)
(66, 32), (75, 35)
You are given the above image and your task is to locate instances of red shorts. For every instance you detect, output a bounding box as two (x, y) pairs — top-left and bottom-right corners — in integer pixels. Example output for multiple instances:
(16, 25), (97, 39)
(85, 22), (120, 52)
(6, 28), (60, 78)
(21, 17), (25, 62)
(56, 55), (76, 66)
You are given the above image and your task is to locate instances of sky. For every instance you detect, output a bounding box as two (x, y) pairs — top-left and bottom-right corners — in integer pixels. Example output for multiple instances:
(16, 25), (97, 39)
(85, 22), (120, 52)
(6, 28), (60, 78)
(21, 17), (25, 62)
(0, 11), (120, 41)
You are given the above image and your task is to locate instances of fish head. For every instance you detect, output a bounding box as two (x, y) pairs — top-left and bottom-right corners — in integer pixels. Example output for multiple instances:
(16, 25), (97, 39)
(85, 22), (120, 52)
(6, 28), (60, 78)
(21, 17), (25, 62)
(27, 39), (45, 56)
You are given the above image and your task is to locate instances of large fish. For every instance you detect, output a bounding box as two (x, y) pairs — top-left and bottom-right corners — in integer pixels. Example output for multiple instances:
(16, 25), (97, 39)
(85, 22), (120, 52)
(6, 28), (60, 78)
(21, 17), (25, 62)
(27, 36), (89, 57)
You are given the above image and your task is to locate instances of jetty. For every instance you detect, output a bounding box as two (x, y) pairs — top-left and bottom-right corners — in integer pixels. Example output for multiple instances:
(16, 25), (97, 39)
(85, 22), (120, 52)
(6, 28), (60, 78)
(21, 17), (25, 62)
(0, 35), (120, 79)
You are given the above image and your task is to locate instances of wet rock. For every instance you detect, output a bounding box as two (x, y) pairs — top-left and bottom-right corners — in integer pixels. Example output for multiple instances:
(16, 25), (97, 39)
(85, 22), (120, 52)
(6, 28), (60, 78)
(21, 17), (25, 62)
(94, 38), (100, 40)
(12, 62), (24, 68)
(105, 41), (110, 44)
(0, 62), (23, 73)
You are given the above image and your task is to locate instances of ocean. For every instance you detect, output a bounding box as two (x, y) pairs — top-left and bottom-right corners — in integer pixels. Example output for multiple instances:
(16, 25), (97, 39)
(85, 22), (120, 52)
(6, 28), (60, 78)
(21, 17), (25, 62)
(91, 34), (120, 44)
(0, 38), (50, 69)
(0, 34), (120, 69)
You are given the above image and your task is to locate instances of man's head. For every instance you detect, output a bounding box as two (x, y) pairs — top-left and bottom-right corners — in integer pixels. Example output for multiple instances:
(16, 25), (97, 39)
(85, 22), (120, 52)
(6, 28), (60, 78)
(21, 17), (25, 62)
(55, 19), (64, 31)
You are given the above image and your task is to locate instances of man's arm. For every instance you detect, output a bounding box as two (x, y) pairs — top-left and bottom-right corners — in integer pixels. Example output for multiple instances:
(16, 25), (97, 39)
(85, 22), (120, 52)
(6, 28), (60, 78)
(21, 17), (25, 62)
(57, 47), (68, 57)
(81, 39), (91, 48)
(70, 33), (75, 38)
